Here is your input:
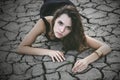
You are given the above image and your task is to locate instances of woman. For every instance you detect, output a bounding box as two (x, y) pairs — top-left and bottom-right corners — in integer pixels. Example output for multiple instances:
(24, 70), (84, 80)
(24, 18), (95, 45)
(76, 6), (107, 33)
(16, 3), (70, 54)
(17, 5), (111, 73)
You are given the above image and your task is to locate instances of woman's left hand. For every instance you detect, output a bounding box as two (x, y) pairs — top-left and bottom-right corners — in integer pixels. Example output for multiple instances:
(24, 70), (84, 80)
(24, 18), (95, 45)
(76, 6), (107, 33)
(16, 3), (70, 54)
(72, 59), (88, 73)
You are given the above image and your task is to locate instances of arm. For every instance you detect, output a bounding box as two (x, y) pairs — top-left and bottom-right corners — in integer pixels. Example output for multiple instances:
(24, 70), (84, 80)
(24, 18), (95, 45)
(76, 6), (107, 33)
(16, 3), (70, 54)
(17, 18), (47, 55)
(84, 35), (111, 63)
(72, 35), (111, 73)
(17, 17), (65, 62)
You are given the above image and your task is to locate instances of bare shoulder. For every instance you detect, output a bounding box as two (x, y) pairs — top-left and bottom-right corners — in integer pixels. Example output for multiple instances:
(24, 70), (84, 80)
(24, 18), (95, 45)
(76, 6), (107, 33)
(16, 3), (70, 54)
(27, 17), (53, 36)
(44, 16), (53, 23)
(34, 16), (52, 32)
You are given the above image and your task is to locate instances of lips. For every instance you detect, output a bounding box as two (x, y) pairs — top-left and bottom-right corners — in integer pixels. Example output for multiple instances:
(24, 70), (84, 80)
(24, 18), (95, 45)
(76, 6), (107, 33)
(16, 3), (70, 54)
(56, 32), (63, 37)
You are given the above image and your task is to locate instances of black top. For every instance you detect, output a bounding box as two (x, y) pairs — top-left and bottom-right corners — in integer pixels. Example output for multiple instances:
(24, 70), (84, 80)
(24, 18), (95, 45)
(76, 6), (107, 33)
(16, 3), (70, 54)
(40, 0), (75, 17)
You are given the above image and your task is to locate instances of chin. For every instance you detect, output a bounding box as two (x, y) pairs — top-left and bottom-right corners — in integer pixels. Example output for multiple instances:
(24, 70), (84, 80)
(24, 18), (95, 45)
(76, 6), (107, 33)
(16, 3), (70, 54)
(55, 34), (63, 39)
(54, 33), (61, 39)
(56, 36), (62, 39)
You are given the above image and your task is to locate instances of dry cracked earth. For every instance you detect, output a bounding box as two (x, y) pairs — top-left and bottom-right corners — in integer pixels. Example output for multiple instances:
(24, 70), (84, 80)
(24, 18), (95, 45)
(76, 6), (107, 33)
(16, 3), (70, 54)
(0, 0), (120, 80)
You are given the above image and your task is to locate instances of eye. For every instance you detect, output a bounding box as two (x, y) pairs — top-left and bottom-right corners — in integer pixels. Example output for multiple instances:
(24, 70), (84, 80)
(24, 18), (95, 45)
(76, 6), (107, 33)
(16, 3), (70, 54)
(58, 21), (63, 26)
(66, 26), (72, 30)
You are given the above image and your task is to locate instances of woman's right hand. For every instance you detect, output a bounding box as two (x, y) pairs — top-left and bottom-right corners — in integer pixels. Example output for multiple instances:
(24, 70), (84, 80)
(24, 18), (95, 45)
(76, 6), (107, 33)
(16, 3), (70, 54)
(48, 50), (66, 62)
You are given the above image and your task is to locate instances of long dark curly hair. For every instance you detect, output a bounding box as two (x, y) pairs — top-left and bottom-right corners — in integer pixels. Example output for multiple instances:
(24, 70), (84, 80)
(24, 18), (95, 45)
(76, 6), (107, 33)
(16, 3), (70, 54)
(52, 5), (87, 51)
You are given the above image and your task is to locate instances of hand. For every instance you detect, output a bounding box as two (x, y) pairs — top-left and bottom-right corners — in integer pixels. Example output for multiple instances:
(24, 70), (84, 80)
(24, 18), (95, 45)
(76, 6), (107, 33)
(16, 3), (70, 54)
(48, 50), (65, 62)
(72, 59), (88, 73)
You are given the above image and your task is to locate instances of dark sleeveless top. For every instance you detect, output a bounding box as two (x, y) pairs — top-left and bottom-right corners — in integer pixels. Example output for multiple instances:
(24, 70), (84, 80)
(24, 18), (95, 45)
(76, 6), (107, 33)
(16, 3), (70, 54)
(40, 0), (75, 17)
(41, 17), (60, 41)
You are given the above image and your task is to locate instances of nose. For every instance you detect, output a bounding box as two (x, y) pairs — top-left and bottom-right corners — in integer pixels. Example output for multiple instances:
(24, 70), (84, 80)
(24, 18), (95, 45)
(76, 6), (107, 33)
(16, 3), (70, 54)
(59, 26), (65, 33)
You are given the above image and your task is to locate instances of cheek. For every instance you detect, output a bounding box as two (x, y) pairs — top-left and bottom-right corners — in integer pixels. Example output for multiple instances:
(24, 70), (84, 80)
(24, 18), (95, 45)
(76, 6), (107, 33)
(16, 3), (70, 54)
(64, 30), (71, 35)
(53, 24), (57, 32)
(53, 23), (60, 31)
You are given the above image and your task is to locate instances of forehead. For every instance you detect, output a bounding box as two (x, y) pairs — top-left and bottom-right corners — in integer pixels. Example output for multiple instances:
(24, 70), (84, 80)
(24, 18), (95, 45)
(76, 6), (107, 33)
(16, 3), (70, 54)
(56, 14), (72, 26)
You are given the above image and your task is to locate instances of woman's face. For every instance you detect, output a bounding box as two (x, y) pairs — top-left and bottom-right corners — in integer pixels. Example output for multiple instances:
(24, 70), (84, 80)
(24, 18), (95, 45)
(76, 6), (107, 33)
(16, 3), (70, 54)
(53, 14), (72, 39)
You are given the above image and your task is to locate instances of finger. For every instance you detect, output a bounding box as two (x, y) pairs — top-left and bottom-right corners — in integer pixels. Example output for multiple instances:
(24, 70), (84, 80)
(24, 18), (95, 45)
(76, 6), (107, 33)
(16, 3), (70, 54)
(53, 54), (61, 62)
(57, 53), (64, 62)
(73, 65), (80, 73)
(55, 55), (62, 62)
(56, 51), (65, 60)
(75, 63), (87, 73)
(56, 51), (65, 61)
(73, 61), (82, 70)
(51, 56), (55, 62)
(57, 55), (63, 62)
(74, 60), (80, 66)
(74, 59), (82, 68)
(75, 62), (84, 71)
(72, 62), (83, 72)
(77, 65), (86, 72)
